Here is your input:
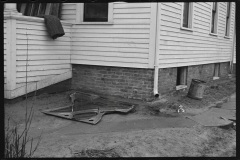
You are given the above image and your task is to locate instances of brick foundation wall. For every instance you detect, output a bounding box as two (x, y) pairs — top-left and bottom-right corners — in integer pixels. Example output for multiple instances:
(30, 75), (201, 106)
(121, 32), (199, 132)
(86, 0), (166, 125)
(219, 62), (230, 77)
(158, 68), (177, 94)
(71, 62), (230, 100)
(187, 63), (215, 87)
(232, 63), (236, 74)
(72, 64), (154, 100)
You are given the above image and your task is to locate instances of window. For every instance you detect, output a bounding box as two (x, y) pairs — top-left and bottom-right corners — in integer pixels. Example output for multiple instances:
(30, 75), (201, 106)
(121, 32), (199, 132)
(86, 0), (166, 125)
(181, 2), (193, 29)
(17, 3), (61, 18)
(176, 67), (188, 90)
(210, 2), (218, 34)
(76, 3), (113, 24)
(213, 63), (220, 80)
(84, 3), (108, 22)
(225, 2), (231, 37)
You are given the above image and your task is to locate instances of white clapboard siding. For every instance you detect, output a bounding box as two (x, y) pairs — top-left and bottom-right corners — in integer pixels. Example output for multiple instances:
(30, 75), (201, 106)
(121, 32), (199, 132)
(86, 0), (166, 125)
(15, 19), (72, 86)
(4, 20), (7, 84)
(158, 2), (235, 68)
(61, 3), (76, 23)
(71, 2), (151, 68)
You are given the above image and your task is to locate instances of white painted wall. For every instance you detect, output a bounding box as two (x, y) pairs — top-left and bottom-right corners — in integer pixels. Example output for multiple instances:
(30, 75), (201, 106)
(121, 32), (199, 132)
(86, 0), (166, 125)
(15, 19), (72, 88)
(158, 2), (235, 68)
(61, 3), (76, 23)
(71, 2), (152, 68)
(4, 20), (7, 88)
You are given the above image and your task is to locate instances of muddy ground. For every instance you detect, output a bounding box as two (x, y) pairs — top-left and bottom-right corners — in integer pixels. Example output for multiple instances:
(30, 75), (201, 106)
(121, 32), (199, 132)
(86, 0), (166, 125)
(4, 76), (236, 157)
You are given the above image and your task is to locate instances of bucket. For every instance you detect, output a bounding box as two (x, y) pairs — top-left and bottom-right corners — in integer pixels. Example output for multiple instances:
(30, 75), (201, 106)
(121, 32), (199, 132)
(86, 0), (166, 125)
(187, 79), (206, 100)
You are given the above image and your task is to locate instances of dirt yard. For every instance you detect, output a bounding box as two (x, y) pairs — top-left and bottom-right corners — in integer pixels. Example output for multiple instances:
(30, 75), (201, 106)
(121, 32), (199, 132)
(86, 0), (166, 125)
(4, 76), (236, 157)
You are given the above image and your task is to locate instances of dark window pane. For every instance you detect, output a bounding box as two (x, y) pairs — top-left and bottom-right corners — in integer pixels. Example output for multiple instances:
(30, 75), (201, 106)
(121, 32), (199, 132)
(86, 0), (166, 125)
(227, 2), (230, 17)
(38, 3), (47, 15)
(212, 2), (216, 11)
(183, 2), (189, 28)
(50, 3), (60, 17)
(17, 3), (22, 12)
(32, 3), (40, 16)
(211, 12), (215, 33)
(24, 3), (33, 16)
(84, 3), (108, 22)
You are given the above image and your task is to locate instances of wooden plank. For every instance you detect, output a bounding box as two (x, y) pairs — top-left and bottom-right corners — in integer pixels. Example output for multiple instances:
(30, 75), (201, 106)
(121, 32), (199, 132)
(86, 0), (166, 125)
(17, 50), (71, 55)
(161, 15), (181, 24)
(114, 3), (151, 8)
(61, 3), (76, 10)
(72, 33), (149, 39)
(16, 24), (71, 32)
(61, 9), (75, 15)
(158, 56), (229, 64)
(71, 37), (149, 43)
(158, 59), (230, 68)
(17, 64), (71, 71)
(72, 42), (149, 49)
(71, 55), (148, 63)
(16, 75), (58, 83)
(16, 69), (71, 77)
(16, 55), (70, 60)
(17, 45), (71, 50)
(113, 19), (150, 24)
(17, 39), (71, 46)
(72, 46), (148, 53)
(162, 3), (181, 10)
(8, 70), (72, 99)
(159, 45), (230, 51)
(72, 28), (149, 34)
(17, 20), (72, 29)
(72, 24), (150, 29)
(159, 53), (231, 59)
(71, 59), (148, 68)
(61, 15), (76, 20)
(161, 4), (181, 14)
(113, 14), (150, 19)
(113, 8), (151, 14)
(16, 29), (71, 37)
(71, 51), (148, 58)
(17, 60), (71, 66)
(159, 29), (233, 44)
(17, 34), (71, 41)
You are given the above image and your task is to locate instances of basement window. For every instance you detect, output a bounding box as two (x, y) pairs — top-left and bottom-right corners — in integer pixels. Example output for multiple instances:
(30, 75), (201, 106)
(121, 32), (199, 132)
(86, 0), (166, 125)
(213, 63), (220, 80)
(176, 67), (188, 90)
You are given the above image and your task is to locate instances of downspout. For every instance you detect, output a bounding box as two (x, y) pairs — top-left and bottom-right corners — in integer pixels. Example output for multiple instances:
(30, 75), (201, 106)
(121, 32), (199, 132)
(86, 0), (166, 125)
(230, 17), (236, 74)
(153, 3), (160, 98)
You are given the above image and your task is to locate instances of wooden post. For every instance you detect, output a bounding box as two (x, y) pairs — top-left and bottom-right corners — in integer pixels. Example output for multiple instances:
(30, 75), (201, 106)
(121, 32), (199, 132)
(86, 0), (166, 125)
(5, 18), (17, 97)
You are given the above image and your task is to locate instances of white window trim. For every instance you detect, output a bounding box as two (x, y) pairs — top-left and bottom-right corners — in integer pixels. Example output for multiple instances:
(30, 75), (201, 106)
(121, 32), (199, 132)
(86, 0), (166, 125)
(76, 3), (113, 24)
(180, 2), (194, 31)
(209, 2), (219, 36)
(224, 2), (231, 38)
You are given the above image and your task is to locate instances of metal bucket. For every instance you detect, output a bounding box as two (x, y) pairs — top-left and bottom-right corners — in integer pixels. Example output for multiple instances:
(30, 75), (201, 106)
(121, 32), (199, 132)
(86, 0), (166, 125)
(187, 79), (206, 100)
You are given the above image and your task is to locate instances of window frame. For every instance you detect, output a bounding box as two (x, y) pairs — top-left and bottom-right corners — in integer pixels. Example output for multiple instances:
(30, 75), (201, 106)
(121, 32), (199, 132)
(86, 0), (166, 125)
(224, 2), (231, 38)
(209, 2), (219, 36)
(76, 3), (113, 24)
(180, 2), (194, 31)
